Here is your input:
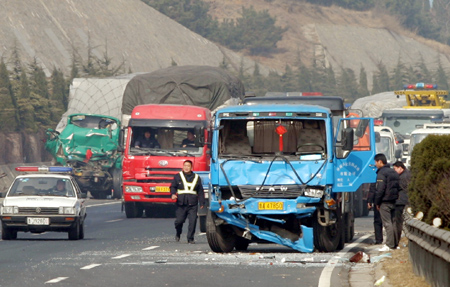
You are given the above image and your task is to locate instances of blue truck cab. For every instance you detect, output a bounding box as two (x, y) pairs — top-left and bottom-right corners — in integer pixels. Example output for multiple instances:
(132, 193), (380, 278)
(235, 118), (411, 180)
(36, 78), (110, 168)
(206, 102), (377, 253)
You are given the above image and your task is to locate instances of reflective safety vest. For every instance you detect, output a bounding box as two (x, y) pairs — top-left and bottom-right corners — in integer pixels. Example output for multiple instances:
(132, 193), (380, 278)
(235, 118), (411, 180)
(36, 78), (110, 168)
(177, 172), (199, 195)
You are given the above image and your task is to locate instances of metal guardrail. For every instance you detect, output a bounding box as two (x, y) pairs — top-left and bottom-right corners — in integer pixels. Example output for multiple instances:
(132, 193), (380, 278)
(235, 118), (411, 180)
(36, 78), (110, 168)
(404, 214), (450, 287)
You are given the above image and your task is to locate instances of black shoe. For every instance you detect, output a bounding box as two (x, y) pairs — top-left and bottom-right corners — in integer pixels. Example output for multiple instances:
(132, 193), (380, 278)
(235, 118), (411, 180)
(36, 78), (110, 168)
(175, 235), (180, 242)
(188, 240), (195, 244)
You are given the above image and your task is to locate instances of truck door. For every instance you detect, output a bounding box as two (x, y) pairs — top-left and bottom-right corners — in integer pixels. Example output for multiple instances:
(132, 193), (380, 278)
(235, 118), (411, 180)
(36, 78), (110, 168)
(333, 118), (377, 192)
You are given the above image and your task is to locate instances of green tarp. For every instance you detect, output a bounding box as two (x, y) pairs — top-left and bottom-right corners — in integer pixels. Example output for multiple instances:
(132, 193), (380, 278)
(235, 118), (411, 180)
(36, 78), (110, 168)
(121, 65), (245, 115)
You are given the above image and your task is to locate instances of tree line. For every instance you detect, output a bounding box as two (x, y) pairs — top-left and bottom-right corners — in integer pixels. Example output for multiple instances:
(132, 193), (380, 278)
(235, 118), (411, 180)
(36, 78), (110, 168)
(1, 39), (448, 133)
(143, 0), (450, 54)
(0, 44), (126, 133)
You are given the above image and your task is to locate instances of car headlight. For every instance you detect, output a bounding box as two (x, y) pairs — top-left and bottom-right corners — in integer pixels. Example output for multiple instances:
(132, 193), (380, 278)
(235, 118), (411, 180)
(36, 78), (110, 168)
(1, 206), (19, 215)
(59, 207), (76, 215)
(125, 186), (143, 193)
(304, 188), (324, 198)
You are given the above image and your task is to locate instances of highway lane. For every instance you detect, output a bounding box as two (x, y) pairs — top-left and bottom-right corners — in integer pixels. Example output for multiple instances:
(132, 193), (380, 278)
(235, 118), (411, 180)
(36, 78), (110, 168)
(0, 200), (375, 287)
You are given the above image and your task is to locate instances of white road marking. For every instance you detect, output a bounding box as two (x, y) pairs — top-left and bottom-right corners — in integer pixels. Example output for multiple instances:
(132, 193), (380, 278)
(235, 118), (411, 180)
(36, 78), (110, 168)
(142, 246), (160, 250)
(318, 234), (372, 287)
(87, 202), (121, 208)
(105, 219), (123, 223)
(80, 264), (102, 270)
(112, 254), (131, 259)
(45, 277), (68, 283)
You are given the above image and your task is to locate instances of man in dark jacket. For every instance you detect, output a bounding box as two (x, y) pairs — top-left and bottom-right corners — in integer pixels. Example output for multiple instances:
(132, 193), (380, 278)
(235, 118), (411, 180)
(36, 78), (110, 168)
(374, 153), (400, 251)
(170, 160), (205, 244)
(392, 161), (410, 245)
(367, 183), (383, 245)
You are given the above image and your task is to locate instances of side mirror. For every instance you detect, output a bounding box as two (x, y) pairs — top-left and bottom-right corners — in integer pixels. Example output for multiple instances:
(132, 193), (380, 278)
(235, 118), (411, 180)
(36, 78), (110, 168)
(119, 128), (125, 151)
(342, 127), (354, 151)
(395, 149), (402, 159)
(375, 132), (381, 143)
(194, 125), (205, 146)
(0, 192), (3, 198)
(397, 138), (404, 144)
(80, 193), (87, 199)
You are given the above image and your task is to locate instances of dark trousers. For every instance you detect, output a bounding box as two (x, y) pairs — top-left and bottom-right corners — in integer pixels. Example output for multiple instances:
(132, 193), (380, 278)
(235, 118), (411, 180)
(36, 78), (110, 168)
(380, 202), (398, 249)
(393, 205), (405, 245)
(373, 207), (383, 244)
(174, 204), (198, 241)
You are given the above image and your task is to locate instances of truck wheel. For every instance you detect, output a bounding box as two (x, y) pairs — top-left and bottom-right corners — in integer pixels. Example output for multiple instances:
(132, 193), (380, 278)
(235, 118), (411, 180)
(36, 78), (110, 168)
(125, 202), (138, 218)
(68, 221), (80, 240)
(313, 210), (342, 252)
(145, 207), (156, 218)
(235, 237), (250, 251)
(344, 213), (355, 243)
(199, 215), (206, 233)
(1, 225), (17, 240)
(206, 210), (236, 253)
(112, 168), (123, 199)
(125, 202), (144, 218)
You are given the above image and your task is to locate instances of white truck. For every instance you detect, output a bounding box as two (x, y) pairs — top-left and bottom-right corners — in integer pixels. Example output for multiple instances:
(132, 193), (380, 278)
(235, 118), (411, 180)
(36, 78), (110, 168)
(406, 123), (450, 168)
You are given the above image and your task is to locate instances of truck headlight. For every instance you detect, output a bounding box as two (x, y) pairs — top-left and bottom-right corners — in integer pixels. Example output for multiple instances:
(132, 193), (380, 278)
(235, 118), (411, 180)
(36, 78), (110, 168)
(125, 186), (143, 193)
(1, 206), (19, 214)
(59, 207), (76, 215)
(304, 188), (324, 198)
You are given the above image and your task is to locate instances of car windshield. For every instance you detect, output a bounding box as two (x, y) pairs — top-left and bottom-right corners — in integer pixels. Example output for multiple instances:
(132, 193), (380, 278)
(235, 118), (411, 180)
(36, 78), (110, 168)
(376, 137), (392, 162)
(383, 117), (438, 136)
(129, 127), (203, 156)
(409, 133), (429, 155)
(8, 177), (75, 197)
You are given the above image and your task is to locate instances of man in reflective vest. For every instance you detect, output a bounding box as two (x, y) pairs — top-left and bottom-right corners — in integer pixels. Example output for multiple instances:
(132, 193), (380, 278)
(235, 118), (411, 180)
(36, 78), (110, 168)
(170, 160), (205, 244)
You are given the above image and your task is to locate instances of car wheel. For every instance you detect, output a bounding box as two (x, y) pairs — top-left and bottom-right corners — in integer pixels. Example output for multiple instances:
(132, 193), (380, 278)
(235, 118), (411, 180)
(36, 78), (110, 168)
(79, 221), (85, 240)
(68, 221), (80, 240)
(1, 224), (17, 240)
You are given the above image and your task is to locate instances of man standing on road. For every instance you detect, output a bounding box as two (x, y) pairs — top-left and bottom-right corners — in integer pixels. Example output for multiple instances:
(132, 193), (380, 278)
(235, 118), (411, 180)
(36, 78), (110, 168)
(367, 182), (383, 245)
(392, 161), (410, 245)
(374, 153), (400, 251)
(170, 160), (205, 244)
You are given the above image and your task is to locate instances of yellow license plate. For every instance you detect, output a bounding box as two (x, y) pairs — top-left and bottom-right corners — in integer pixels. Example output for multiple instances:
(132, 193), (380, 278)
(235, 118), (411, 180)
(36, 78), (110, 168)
(155, 186), (170, 192)
(258, 202), (284, 210)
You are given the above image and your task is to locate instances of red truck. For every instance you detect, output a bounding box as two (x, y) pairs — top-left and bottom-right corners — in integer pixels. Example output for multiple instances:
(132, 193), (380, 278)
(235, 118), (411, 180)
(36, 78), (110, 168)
(122, 104), (211, 218)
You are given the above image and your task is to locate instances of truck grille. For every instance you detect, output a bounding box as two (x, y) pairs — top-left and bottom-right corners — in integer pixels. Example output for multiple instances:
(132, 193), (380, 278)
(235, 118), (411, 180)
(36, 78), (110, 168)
(238, 185), (304, 199)
(142, 168), (181, 183)
(18, 207), (59, 215)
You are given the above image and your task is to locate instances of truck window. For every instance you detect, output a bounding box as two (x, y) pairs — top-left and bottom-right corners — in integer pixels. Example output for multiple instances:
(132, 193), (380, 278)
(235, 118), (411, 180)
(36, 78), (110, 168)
(219, 119), (326, 157)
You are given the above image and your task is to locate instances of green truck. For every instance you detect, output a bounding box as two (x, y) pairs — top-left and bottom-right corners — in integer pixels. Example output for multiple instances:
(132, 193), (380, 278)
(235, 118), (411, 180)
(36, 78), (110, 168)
(45, 114), (123, 199)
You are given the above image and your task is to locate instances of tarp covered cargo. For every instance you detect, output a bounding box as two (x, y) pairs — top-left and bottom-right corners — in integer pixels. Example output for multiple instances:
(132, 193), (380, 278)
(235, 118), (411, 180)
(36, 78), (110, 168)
(351, 91), (406, 118)
(121, 65), (245, 116)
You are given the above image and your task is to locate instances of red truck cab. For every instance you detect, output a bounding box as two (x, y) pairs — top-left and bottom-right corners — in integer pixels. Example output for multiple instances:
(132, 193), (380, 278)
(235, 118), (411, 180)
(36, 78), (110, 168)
(122, 104), (211, 218)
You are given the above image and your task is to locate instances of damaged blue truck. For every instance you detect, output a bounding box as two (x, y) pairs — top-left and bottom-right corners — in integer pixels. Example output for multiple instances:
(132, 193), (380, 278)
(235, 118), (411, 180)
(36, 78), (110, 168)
(205, 96), (377, 253)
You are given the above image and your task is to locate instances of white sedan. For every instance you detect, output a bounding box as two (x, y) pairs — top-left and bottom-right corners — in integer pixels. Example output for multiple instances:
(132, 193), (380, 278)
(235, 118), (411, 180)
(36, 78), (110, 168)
(0, 171), (87, 240)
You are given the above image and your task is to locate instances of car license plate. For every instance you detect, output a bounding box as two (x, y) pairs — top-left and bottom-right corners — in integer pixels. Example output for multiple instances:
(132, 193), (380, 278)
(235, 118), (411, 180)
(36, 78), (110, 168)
(258, 202), (284, 210)
(27, 217), (50, 225)
(155, 186), (170, 192)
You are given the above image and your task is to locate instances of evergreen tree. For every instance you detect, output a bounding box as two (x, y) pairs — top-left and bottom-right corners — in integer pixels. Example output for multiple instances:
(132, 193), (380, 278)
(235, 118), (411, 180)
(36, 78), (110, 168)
(371, 73), (382, 95)
(337, 67), (358, 102)
(281, 65), (297, 92)
(390, 56), (406, 90)
(28, 57), (50, 99)
(50, 67), (67, 121)
(296, 62), (312, 92)
(372, 61), (390, 93)
(415, 55), (432, 83)
(0, 59), (18, 131)
(358, 65), (370, 97)
(324, 65), (337, 97)
(435, 57), (449, 90)
(16, 70), (36, 132)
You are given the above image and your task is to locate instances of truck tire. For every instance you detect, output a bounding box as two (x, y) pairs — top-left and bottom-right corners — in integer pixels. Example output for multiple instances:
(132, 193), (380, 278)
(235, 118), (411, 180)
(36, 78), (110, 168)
(344, 213), (355, 243)
(198, 215), (206, 233)
(1, 225), (17, 240)
(313, 210), (342, 252)
(112, 168), (123, 199)
(206, 210), (236, 253)
(235, 237), (250, 251)
(68, 221), (80, 240)
(125, 202), (143, 218)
